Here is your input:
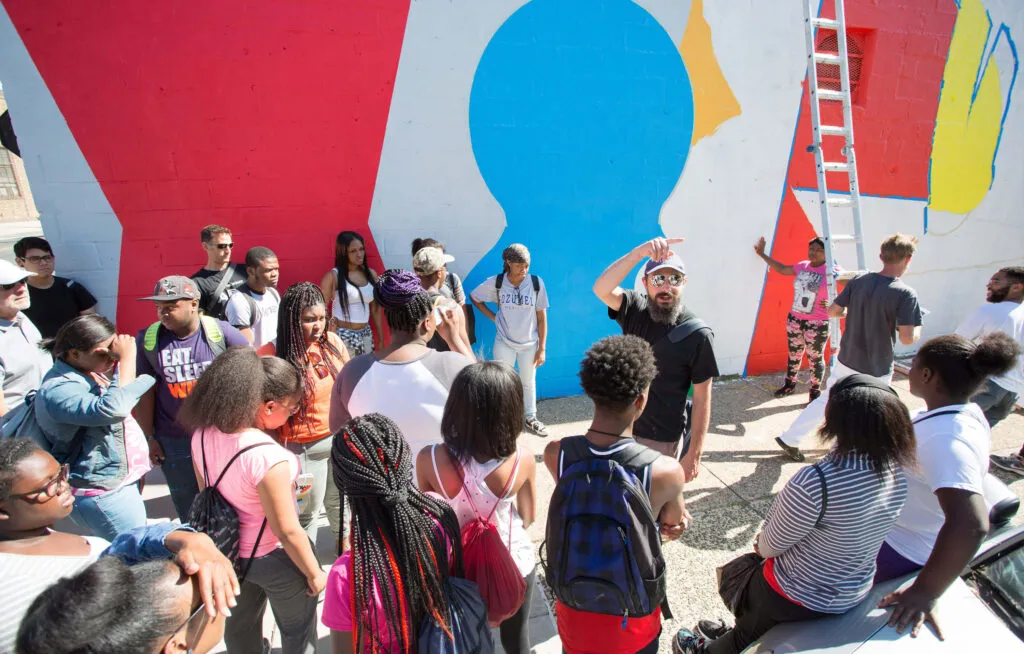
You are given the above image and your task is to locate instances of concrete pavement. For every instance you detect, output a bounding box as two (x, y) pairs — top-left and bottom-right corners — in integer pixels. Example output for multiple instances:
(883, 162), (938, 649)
(53, 370), (1024, 653)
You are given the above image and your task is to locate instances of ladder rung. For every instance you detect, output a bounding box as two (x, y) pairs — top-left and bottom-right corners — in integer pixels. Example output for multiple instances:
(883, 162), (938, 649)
(830, 234), (859, 243)
(819, 124), (850, 137)
(827, 197), (854, 208)
(813, 18), (840, 30)
(815, 88), (846, 102)
(814, 52), (842, 65)
(822, 161), (849, 172)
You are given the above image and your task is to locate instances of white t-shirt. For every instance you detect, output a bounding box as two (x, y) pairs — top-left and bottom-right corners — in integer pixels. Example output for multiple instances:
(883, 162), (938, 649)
(225, 286), (281, 349)
(1, 535), (109, 654)
(885, 404), (990, 565)
(330, 349), (473, 474)
(470, 274), (549, 350)
(956, 301), (1024, 395)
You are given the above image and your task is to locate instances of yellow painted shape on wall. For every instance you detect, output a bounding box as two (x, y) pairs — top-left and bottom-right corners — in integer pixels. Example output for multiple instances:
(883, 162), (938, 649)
(929, 0), (1003, 214)
(680, 0), (741, 145)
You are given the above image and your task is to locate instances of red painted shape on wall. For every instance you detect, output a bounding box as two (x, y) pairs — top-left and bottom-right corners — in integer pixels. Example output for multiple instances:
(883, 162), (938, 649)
(746, 0), (957, 377)
(4, 1), (411, 331)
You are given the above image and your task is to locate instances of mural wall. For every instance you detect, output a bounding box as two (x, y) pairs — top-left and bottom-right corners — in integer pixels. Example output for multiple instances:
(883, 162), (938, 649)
(1, 0), (1021, 398)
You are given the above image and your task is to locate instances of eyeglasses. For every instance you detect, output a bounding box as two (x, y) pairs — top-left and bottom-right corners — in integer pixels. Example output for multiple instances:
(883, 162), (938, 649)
(23, 255), (54, 264)
(648, 273), (685, 288)
(10, 464), (70, 502)
(0, 280), (26, 292)
(166, 604), (210, 652)
(214, 243), (234, 250)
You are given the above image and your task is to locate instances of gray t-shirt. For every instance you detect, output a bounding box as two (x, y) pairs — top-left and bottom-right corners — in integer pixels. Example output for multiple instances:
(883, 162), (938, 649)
(834, 272), (922, 376)
(470, 274), (549, 350)
(0, 313), (52, 410)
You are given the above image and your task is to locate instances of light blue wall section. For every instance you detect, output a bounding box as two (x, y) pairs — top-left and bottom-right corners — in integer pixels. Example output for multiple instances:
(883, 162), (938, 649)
(466, 0), (694, 397)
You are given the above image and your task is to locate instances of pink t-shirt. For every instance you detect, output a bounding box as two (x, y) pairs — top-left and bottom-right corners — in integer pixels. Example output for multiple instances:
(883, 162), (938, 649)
(322, 510), (451, 649)
(791, 260), (829, 321)
(190, 427), (299, 558)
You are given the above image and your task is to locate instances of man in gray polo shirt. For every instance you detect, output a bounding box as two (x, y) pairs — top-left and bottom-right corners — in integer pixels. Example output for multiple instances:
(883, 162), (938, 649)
(0, 260), (52, 415)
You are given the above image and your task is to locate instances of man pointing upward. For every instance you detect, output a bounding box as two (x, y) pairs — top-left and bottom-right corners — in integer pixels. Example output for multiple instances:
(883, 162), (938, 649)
(594, 237), (719, 480)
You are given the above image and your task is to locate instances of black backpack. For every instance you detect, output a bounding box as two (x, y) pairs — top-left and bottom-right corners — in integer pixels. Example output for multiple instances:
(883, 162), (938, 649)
(495, 273), (540, 294)
(186, 431), (269, 579)
(542, 436), (672, 621)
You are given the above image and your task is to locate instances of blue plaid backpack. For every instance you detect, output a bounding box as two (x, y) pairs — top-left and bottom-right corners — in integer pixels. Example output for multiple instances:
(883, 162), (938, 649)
(542, 436), (672, 623)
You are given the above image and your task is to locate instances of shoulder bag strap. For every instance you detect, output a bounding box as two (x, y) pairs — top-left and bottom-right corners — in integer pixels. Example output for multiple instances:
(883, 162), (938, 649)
(207, 268), (234, 315)
(211, 442), (273, 489)
(667, 317), (711, 344)
(811, 464), (828, 528)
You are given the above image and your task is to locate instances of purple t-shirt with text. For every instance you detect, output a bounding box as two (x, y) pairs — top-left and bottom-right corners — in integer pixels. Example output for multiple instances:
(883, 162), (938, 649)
(136, 320), (249, 440)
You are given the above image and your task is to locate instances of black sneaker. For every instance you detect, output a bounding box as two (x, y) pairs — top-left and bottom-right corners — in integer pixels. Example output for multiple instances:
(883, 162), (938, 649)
(773, 379), (797, 397)
(775, 437), (805, 462)
(808, 385), (821, 402)
(696, 619), (729, 640)
(991, 454), (1024, 476)
(673, 628), (709, 654)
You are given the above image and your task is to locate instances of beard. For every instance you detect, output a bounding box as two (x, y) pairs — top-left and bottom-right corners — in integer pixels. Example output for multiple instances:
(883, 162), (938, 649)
(647, 293), (684, 324)
(988, 287), (1008, 303)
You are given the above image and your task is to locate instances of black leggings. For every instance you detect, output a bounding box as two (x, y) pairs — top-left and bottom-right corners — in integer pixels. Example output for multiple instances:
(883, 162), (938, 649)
(500, 569), (536, 654)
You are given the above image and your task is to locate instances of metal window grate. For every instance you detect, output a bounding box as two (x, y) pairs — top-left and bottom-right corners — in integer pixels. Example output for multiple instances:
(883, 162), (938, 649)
(815, 30), (864, 96)
(0, 148), (20, 198)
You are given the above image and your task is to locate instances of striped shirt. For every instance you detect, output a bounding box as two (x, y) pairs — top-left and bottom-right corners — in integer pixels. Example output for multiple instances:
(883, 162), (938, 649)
(760, 451), (908, 613)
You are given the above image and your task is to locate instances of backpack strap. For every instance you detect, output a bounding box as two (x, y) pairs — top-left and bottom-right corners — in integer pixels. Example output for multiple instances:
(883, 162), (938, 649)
(495, 273), (504, 291)
(811, 463), (828, 528)
(531, 274), (540, 293)
(238, 518), (269, 583)
(200, 315), (227, 357)
(208, 438), (273, 489)
(206, 268), (235, 315)
(912, 408), (987, 431)
(487, 450), (521, 522)
(667, 316), (712, 344)
(142, 322), (162, 373)
(556, 435), (592, 479)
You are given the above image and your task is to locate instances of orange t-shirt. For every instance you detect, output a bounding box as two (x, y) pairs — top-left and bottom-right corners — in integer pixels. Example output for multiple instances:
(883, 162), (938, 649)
(555, 602), (661, 654)
(278, 333), (350, 444)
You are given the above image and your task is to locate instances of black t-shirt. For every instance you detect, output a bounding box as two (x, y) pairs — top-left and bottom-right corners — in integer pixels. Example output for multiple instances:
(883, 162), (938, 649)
(609, 290), (719, 443)
(191, 264), (247, 321)
(24, 276), (97, 339)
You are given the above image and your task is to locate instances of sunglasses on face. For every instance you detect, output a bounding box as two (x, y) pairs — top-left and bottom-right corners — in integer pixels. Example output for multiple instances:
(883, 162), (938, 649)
(22, 255), (54, 264)
(214, 243), (234, 251)
(166, 603), (211, 653)
(10, 464), (70, 502)
(648, 273), (685, 288)
(0, 280), (26, 292)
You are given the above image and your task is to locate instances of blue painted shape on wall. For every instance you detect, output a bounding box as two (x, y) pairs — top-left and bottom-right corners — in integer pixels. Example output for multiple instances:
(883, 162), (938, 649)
(465, 0), (695, 399)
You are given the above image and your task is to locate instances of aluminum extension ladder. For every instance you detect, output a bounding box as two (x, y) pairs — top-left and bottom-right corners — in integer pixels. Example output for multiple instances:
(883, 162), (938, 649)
(802, 0), (868, 351)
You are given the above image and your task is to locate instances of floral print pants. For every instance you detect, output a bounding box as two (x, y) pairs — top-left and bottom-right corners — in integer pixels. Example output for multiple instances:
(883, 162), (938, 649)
(785, 312), (830, 387)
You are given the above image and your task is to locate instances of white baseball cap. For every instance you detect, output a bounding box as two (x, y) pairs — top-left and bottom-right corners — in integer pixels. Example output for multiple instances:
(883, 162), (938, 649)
(0, 260), (34, 286)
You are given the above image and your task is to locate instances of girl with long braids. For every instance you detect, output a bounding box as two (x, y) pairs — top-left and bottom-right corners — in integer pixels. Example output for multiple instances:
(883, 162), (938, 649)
(273, 282), (351, 545)
(320, 231), (383, 356)
(179, 348), (326, 653)
(322, 413), (465, 653)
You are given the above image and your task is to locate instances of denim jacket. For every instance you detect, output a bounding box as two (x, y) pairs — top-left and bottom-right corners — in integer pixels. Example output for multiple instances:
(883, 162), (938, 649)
(35, 359), (156, 491)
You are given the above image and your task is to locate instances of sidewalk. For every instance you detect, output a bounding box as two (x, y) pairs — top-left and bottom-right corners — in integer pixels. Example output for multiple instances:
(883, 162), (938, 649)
(54, 371), (1024, 653)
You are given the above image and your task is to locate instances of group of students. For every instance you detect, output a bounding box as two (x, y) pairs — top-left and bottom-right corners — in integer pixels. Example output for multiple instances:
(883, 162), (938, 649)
(0, 223), (1021, 654)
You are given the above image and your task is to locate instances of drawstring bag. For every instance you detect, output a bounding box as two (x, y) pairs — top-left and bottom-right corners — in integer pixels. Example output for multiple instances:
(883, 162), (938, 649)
(418, 577), (494, 653)
(457, 451), (527, 625)
(716, 552), (763, 614)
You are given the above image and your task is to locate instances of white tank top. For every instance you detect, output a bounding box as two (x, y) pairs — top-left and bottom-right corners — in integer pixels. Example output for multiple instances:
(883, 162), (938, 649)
(430, 445), (536, 577)
(331, 268), (373, 323)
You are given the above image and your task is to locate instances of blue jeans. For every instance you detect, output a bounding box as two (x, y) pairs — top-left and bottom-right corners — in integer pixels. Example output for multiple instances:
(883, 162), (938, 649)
(493, 337), (538, 420)
(158, 435), (200, 520)
(70, 483), (147, 541)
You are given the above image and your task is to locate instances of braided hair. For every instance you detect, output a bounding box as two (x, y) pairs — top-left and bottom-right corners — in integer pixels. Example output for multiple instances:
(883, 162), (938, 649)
(277, 282), (346, 433)
(373, 269), (434, 334)
(332, 413), (463, 653)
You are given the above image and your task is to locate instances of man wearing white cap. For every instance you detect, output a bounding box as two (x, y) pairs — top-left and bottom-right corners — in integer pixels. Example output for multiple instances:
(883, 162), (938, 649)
(594, 237), (718, 481)
(0, 259), (52, 415)
(413, 246), (470, 352)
